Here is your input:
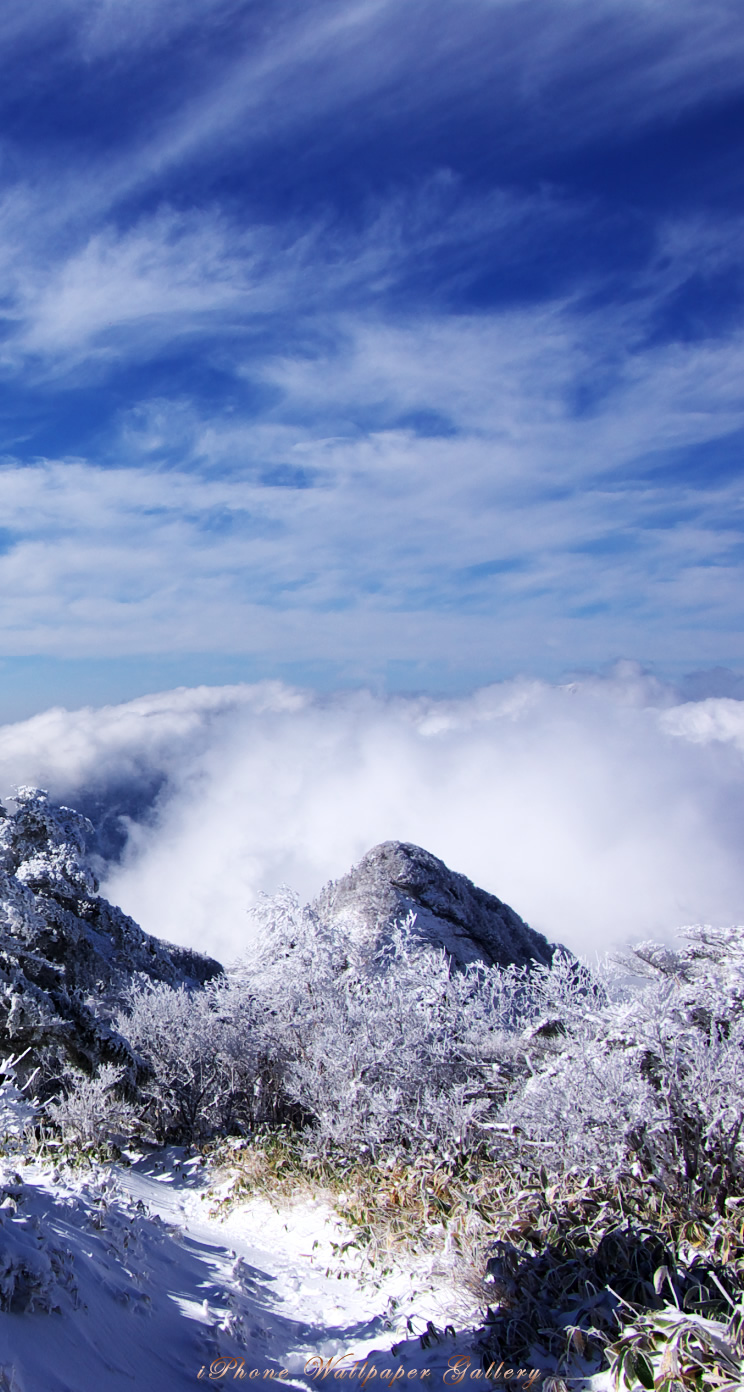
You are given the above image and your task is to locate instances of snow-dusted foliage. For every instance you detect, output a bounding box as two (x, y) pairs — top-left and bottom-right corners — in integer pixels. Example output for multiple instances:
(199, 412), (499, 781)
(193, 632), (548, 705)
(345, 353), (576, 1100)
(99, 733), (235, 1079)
(45, 1063), (137, 1147)
(0, 787), (221, 1114)
(0, 787), (733, 1194)
(115, 979), (264, 1143)
(236, 906), (744, 1184)
(0, 1054), (37, 1149)
(499, 929), (744, 1200)
(242, 894), (529, 1155)
(115, 891), (533, 1152)
(110, 885), (744, 1182)
(1, 785), (99, 904)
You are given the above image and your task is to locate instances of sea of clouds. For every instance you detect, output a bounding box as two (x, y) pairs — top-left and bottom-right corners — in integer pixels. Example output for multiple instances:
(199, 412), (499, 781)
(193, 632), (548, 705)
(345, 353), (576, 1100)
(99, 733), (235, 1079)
(0, 666), (742, 964)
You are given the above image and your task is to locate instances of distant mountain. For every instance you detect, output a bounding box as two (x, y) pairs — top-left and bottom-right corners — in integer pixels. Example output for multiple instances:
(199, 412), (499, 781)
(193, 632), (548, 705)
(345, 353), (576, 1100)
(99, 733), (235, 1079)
(0, 788), (221, 1083)
(311, 840), (558, 971)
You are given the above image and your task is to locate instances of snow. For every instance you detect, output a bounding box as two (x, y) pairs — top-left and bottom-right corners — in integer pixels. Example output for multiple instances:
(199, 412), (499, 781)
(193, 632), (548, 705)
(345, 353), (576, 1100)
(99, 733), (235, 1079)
(0, 1148), (518, 1392)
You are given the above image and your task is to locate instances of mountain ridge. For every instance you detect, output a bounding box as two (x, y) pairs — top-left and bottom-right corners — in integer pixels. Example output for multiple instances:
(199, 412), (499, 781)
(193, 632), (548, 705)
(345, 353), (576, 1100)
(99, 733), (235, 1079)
(0, 787), (221, 1083)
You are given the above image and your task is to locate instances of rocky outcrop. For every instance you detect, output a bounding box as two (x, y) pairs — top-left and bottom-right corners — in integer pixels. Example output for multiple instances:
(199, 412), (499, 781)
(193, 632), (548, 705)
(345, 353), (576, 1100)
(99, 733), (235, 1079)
(311, 840), (557, 971)
(0, 788), (222, 1082)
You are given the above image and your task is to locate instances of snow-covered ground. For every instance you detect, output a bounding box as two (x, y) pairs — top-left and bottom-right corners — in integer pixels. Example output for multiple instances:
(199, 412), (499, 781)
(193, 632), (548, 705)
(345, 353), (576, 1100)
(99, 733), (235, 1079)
(0, 1149), (503, 1392)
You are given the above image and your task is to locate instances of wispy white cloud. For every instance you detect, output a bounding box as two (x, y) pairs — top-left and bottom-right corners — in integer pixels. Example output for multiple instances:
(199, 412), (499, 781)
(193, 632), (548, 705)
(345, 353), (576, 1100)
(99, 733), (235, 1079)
(102, 0), (744, 193)
(156, 2), (744, 225)
(73, 0), (246, 59)
(0, 0), (741, 324)
(0, 268), (741, 666)
(0, 355), (740, 669)
(17, 213), (255, 358)
(0, 208), (293, 372)
(0, 0), (244, 60)
(0, 179), (571, 373)
(0, 1), (739, 694)
(256, 302), (744, 453)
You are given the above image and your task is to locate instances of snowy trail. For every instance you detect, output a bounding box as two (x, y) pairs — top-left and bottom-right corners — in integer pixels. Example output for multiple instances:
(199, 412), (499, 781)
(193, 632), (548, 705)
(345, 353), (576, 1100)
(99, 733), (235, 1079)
(0, 1152), (481, 1392)
(118, 1153), (411, 1373)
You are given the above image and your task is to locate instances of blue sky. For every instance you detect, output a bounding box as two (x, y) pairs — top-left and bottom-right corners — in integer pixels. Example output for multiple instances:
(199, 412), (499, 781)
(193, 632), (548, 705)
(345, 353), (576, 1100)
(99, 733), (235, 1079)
(0, 0), (743, 714)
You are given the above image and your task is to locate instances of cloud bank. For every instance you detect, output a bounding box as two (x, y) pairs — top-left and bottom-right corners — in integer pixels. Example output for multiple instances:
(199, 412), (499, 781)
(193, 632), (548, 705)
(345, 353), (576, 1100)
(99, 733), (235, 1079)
(0, 673), (742, 963)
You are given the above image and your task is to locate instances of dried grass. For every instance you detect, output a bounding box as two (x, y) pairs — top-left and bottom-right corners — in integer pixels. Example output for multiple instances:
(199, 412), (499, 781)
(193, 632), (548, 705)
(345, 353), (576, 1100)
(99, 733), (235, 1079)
(208, 1136), (744, 1385)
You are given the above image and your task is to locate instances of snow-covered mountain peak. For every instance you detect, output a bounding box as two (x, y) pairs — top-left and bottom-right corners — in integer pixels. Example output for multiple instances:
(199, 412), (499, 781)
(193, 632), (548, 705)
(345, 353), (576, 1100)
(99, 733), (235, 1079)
(312, 840), (558, 971)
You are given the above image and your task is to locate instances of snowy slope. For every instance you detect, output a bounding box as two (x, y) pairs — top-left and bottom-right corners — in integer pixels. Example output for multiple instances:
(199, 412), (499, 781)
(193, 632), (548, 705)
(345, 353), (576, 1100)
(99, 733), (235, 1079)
(0, 1149), (505, 1392)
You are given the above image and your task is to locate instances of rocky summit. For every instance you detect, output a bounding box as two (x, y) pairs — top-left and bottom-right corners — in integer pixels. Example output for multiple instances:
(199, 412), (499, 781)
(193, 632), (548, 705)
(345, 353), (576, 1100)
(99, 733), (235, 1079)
(311, 840), (558, 970)
(0, 787), (221, 1083)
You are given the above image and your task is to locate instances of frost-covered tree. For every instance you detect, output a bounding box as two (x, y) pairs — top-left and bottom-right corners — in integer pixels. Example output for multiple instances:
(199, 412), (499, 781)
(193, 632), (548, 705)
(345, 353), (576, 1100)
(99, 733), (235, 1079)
(229, 892), (533, 1156)
(104, 873), (744, 1189)
(45, 1063), (137, 1148)
(111, 888), (535, 1152)
(115, 978), (265, 1143)
(498, 928), (744, 1204)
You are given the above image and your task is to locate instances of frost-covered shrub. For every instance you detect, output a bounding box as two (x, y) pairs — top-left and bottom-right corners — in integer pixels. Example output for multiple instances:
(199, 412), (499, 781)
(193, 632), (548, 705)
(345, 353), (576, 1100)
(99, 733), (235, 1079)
(498, 928), (744, 1202)
(0, 785), (98, 902)
(234, 893), (531, 1157)
(112, 890), (533, 1154)
(110, 887), (744, 1187)
(0, 1053), (37, 1150)
(45, 1063), (136, 1147)
(115, 978), (263, 1143)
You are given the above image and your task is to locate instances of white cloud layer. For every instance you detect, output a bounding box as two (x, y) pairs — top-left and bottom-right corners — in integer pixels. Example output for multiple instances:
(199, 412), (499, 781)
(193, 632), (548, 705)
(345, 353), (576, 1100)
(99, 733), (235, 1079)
(0, 673), (742, 963)
(0, 273), (742, 677)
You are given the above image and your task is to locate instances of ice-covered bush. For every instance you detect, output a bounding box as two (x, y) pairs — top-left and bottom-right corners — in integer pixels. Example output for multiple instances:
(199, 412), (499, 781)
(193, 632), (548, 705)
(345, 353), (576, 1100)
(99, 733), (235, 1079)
(113, 892), (532, 1154)
(498, 927), (744, 1202)
(45, 1063), (136, 1148)
(115, 977), (265, 1143)
(0, 1053), (37, 1151)
(231, 893), (532, 1156)
(111, 886), (744, 1188)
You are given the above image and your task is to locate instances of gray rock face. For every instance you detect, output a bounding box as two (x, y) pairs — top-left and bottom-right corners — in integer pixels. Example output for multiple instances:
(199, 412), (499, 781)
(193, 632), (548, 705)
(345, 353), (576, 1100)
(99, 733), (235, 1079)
(0, 788), (222, 1082)
(311, 840), (557, 971)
